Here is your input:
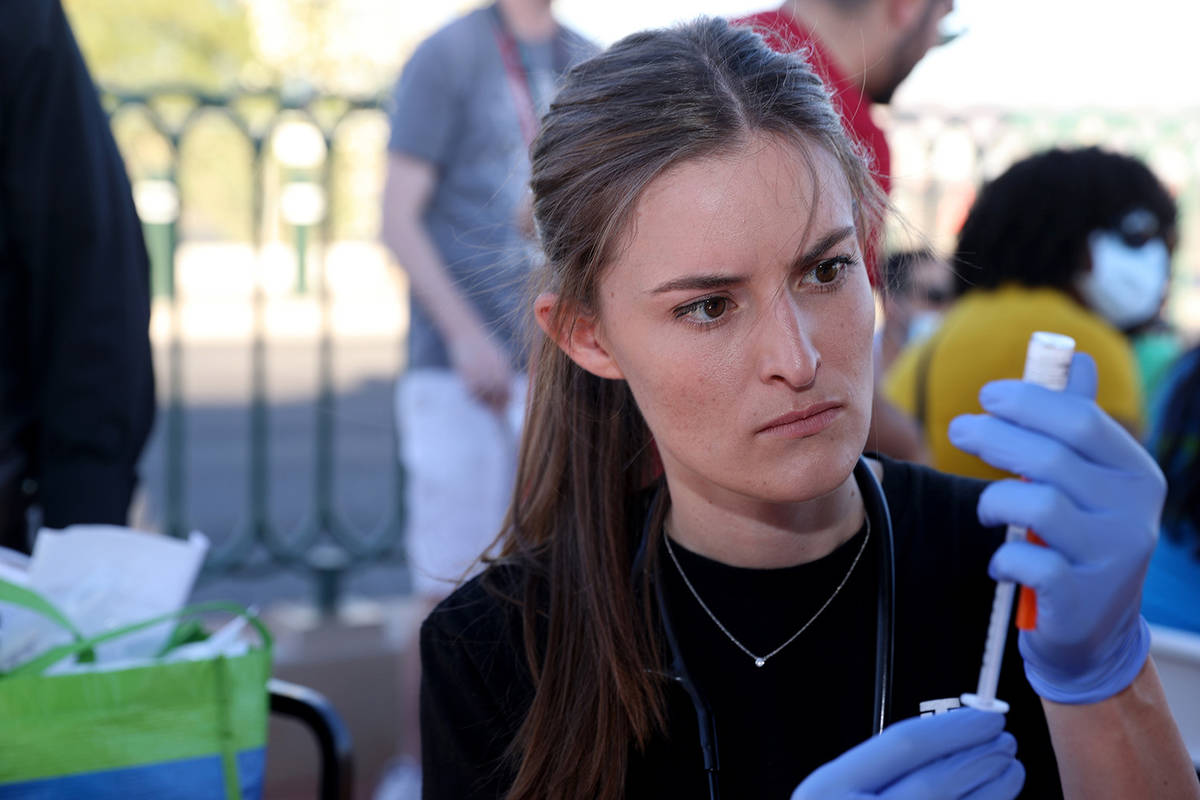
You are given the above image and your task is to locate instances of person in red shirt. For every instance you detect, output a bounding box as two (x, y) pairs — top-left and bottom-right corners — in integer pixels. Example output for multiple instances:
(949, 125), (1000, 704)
(738, 0), (954, 195)
(737, 0), (955, 463)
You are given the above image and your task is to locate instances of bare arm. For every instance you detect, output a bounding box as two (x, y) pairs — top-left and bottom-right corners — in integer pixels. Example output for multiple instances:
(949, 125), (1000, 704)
(1045, 657), (1200, 799)
(381, 152), (514, 408)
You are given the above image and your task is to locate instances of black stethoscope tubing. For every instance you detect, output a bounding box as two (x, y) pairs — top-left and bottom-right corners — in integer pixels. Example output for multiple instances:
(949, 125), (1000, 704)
(634, 455), (896, 800)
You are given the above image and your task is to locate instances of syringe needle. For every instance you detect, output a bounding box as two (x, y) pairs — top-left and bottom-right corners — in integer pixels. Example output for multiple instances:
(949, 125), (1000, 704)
(961, 332), (1075, 714)
(961, 525), (1027, 713)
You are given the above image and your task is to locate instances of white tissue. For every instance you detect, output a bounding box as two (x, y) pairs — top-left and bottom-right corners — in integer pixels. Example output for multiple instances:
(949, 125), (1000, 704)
(0, 527), (209, 672)
(0, 548), (60, 672)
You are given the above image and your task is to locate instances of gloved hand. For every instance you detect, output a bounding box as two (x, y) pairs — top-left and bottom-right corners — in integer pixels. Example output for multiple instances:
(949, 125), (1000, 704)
(948, 352), (1163, 704)
(791, 709), (1023, 800)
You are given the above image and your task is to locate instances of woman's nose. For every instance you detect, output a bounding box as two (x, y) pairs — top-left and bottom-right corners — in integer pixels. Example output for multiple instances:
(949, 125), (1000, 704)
(756, 294), (819, 390)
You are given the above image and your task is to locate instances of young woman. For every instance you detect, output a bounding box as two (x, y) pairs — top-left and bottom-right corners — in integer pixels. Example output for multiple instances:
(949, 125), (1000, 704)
(419, 18), (1198, 800)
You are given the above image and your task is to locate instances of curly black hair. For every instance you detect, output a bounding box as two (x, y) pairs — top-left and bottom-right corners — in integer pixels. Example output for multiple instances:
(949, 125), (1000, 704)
(952, 147), (1177, 298)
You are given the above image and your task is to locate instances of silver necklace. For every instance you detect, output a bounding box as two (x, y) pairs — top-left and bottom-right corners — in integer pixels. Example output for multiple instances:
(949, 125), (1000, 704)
(663, 514), (871, 668)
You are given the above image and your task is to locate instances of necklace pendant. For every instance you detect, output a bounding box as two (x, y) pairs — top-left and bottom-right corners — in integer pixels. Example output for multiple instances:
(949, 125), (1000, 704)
(664, 517), (870, 675)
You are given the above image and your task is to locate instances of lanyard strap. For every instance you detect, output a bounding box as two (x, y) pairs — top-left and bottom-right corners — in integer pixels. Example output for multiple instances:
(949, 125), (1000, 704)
(489, 4), (564, 147)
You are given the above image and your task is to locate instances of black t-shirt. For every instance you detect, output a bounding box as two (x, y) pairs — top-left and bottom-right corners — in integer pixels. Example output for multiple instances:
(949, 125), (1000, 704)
(420, 457), (1063, 798)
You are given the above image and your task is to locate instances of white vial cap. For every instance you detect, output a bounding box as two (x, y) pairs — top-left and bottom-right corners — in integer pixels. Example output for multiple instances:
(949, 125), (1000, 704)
(1023, 331), (1076, 391)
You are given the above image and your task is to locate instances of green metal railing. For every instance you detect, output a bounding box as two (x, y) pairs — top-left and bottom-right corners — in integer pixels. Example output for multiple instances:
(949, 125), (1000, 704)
(104, 86), (404, 615)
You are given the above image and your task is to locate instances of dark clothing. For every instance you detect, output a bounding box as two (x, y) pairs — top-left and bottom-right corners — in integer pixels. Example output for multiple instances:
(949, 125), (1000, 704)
(420, 458), (1064, 798)
(0, 0), (154, 550)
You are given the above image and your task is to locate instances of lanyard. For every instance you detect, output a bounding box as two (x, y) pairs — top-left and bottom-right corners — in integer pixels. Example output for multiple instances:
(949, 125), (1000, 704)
(489, 4), (566, 147)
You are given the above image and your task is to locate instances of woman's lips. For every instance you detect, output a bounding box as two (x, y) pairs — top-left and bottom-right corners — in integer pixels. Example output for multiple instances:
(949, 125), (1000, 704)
(756, 403), (843, 438)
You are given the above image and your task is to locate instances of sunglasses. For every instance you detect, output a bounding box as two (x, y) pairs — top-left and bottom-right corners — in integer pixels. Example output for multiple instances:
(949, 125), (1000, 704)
(1116, 208), (1163, 249)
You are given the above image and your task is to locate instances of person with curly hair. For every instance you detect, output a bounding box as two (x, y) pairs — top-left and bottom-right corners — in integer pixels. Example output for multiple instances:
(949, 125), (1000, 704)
(884, 147), (1177, 479)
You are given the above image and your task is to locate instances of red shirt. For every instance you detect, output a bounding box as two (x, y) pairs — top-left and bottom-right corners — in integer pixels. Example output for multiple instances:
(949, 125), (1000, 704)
(734, 8), (892, 195)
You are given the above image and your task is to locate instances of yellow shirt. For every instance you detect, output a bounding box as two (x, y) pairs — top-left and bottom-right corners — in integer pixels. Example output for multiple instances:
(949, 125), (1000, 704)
(883, 285), (1142, 480)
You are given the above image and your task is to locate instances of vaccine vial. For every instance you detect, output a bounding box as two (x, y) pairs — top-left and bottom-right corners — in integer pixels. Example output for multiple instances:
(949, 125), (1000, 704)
(1022, 331), (1075, 391)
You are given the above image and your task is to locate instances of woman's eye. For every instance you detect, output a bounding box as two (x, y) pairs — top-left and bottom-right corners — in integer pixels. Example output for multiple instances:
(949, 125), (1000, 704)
(677, 296), (730, 324)
(813, 261), (842, 283)
(700, 297), (727, 318)
(802, 256), (854, 288)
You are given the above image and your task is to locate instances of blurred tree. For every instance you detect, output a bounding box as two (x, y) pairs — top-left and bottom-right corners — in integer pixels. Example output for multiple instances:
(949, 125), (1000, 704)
(245, 0), (479, 95)
(63, 0), (262, 91)
(64, 0), (484, 96)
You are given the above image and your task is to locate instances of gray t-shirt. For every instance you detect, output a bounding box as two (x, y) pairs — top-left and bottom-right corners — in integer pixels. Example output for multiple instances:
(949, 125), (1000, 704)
(388, 7), (595, 370)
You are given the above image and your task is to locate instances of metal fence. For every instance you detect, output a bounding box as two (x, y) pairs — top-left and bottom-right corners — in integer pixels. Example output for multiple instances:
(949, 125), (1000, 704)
(105, 87), (403, 614)
(105, 88), (1200, 611)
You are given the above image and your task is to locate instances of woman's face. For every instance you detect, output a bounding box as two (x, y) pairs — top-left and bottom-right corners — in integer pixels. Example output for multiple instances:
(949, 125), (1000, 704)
(587, 135), (876, 508)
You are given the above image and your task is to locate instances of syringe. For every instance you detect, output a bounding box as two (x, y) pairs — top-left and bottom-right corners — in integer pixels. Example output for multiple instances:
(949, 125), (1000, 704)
(961, 331), (1075, 713)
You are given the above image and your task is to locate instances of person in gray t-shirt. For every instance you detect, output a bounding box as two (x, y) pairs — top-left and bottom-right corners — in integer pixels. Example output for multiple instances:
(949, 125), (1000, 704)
(376, 3), (594, 796)
(385, 2), (592, 386)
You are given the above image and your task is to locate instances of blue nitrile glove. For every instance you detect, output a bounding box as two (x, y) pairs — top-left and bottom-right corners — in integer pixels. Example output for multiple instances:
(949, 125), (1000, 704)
(791, 709), (1023, 800)
(948, 352), (1163, 704)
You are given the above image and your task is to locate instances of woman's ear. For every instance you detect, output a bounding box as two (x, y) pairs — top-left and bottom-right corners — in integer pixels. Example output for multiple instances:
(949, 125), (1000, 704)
(534, 292), (625, 380)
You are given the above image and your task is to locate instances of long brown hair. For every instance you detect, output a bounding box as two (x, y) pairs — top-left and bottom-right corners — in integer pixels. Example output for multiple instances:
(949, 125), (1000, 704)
(490, 17), (886, 799)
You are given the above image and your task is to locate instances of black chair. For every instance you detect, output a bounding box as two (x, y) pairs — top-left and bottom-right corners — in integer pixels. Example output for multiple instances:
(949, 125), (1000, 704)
(268, 678), (355, 800)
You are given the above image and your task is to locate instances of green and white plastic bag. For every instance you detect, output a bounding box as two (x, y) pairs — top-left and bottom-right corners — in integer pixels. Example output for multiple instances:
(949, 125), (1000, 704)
(0, 579), (271, 799)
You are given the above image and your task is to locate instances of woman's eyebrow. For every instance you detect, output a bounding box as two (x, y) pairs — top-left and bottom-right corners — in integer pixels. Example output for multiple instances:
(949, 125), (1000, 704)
(646, 225), (856, 295)
(649, 273), (749, 295)
(792, 226), (857, 266)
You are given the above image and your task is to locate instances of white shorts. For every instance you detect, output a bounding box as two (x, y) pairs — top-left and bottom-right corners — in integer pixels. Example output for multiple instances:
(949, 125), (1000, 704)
(396, 368), (526, 597)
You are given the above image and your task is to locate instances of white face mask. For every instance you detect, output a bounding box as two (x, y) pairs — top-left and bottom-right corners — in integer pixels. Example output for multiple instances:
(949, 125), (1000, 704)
(905, 310), (943, 345)
(1078, 231), (1170, 330)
